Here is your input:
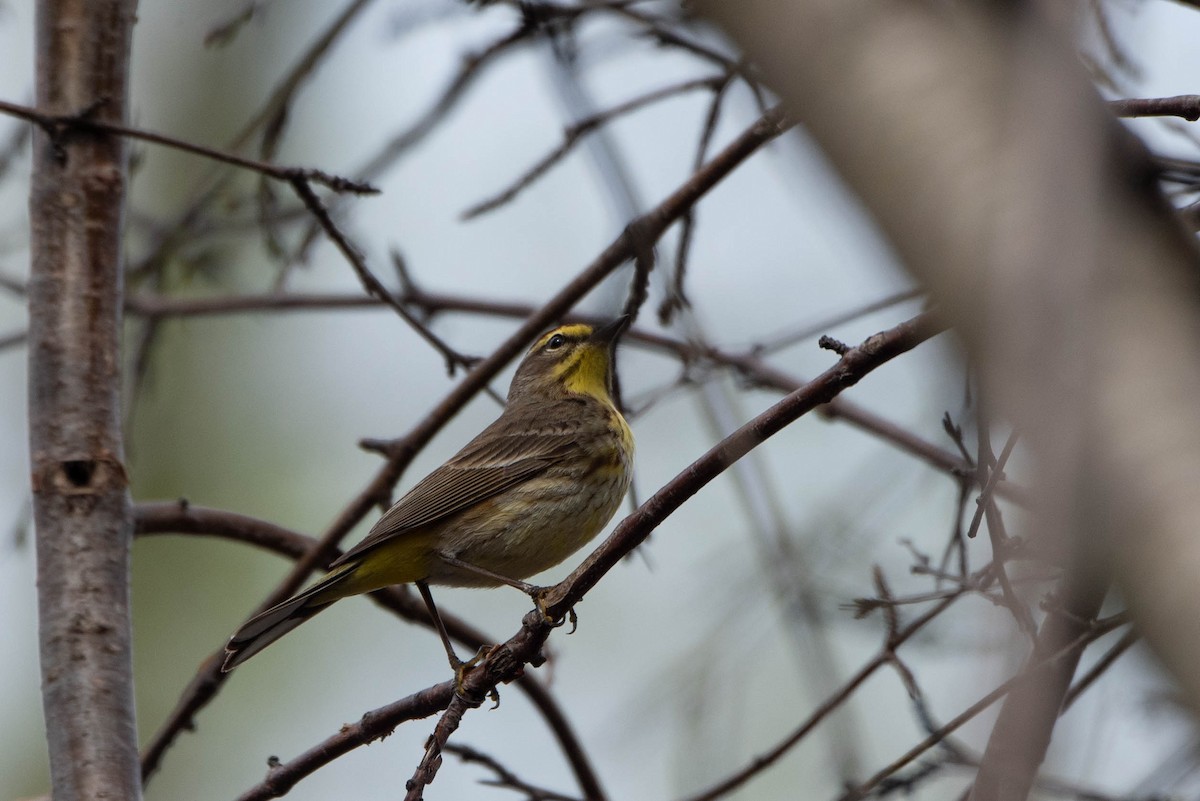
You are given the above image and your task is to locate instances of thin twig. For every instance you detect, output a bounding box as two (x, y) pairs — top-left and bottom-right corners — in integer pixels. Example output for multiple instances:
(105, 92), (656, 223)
(661, 73), (734, 324)
(125, 0), (379, 292)
(405, 695), (479, 801)
(608, 5), (762, 105)
(1062, 629), (1139, 711)
(837, 617), (1129, 801)
(0, 114), (31, 183)
(462, 75), (725, 219)
(753, 289), (926, 356)
(680, 589), (968, 801)
(203, 0), (280, 47)
(937, 478), (973, 588)
(0, 98), (376, 195)
(445, 743), (583, 801)
(971, 429), (1037, 637)
(233, 0), (379, 155)
(0, 329), (26, 351)
(286, 176), (477, 375)
(352, 24), (539, 182)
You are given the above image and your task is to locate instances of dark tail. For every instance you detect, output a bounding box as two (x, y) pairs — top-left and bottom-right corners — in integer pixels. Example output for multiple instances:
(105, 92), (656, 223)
(222, 567), (354, 672)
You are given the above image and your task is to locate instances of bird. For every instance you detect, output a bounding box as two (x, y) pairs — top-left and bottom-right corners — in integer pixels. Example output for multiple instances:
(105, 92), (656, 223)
(222, 317), (634, 674)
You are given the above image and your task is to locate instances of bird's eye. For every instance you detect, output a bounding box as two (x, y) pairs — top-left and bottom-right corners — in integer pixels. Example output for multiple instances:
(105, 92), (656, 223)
(545, 334), (566, 351)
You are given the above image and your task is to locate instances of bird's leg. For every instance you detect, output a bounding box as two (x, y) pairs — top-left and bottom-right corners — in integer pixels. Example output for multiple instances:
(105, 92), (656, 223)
(436, 553), (540, 594)
(435, 553), (573, 630)
(415, 580), (492, 698)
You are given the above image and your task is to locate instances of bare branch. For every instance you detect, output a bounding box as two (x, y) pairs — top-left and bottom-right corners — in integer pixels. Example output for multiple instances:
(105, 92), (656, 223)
(838, 615), (1128, 801)
(462, 75), (725, 219)
(971, 429), (1038, 637)
(1109, 95), (1200, 121)
(682, 586), (969, 801)
(969, 573), (1109, 801)
(237, 682), (457, 801)
(445, 743), (583, 801)
(352, 23), (539, 182)
(286, 176), (477, 374)
(0, 329), (26, 351)
(125, 0), (381, 292)
(1061, 629), (1138, 712)
(133, 501), (607, 800)
(118, 286), (987, 494)
(231, 0), (378, 155)
(0, 98), (377, 194)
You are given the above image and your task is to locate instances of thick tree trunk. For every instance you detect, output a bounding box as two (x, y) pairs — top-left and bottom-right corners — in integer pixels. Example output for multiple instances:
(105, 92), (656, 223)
(28, 1), (141, 799)
(698, 1), (1200, 798)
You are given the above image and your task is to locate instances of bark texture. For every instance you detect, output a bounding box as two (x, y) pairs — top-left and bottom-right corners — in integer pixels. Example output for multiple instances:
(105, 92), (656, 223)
(28, 1), (141, 799)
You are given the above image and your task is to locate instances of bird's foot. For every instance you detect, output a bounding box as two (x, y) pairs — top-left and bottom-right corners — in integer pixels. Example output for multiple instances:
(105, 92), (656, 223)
(529, 586), (579, 634)
(451, 645), (502, 708)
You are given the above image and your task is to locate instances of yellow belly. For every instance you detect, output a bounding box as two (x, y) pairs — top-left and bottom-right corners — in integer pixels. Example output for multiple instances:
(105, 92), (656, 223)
(427, 463), (631, 586)
(329, 530), (438, 596)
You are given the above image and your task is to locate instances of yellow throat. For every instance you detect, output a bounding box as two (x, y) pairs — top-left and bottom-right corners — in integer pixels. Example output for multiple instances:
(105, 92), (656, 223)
(546, 324), (617, 404)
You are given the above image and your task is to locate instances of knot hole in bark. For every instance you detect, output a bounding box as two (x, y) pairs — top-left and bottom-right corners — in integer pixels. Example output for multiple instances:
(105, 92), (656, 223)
(62, 460), (96, 487)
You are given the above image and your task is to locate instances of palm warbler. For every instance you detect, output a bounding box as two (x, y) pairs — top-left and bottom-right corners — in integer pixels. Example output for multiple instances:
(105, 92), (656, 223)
(222, 317), (634, 672)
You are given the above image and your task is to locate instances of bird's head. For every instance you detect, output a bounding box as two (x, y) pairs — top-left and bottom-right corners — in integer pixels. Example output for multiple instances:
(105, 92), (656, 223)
(509, 317), (630, 405)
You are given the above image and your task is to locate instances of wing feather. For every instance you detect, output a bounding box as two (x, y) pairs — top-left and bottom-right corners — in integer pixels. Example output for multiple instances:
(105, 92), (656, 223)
(331, 423), (580, 567)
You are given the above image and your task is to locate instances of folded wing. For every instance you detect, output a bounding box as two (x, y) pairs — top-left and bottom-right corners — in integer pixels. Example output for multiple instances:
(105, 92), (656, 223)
(330, 427), (580, 567)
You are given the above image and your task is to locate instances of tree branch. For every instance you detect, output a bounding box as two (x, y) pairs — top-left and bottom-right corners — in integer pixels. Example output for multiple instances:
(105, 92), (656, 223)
(462, 74), (726, 219)
(839, 614), (1128, 801)
(132, 500), (607, 799)
(1109, 94), (1200, 120)
(0, 98), (376, 194)
(680, 587), (968, 801)
(968, 574), (1108, 801)
(118, 286), (987, 496)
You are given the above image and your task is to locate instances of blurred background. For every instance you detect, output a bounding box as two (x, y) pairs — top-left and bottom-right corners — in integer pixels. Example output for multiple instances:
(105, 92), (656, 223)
(3, 1), (1200, 799)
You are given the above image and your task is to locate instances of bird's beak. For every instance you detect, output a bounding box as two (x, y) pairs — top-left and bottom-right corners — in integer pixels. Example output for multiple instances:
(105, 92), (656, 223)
(591, 315), (631, 348)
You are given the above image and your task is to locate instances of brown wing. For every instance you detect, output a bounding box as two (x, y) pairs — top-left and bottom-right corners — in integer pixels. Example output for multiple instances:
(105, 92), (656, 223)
(330, 421), (580, 567)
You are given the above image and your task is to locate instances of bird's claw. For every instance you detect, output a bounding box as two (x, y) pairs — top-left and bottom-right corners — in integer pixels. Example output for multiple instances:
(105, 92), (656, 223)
(451, 644), (506, 708)
(450, 646), (489, 705)
(530, 587), (578, 633)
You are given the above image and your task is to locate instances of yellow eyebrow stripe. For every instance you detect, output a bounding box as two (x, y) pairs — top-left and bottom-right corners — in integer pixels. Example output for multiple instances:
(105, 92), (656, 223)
(530, 324), (593, 351)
